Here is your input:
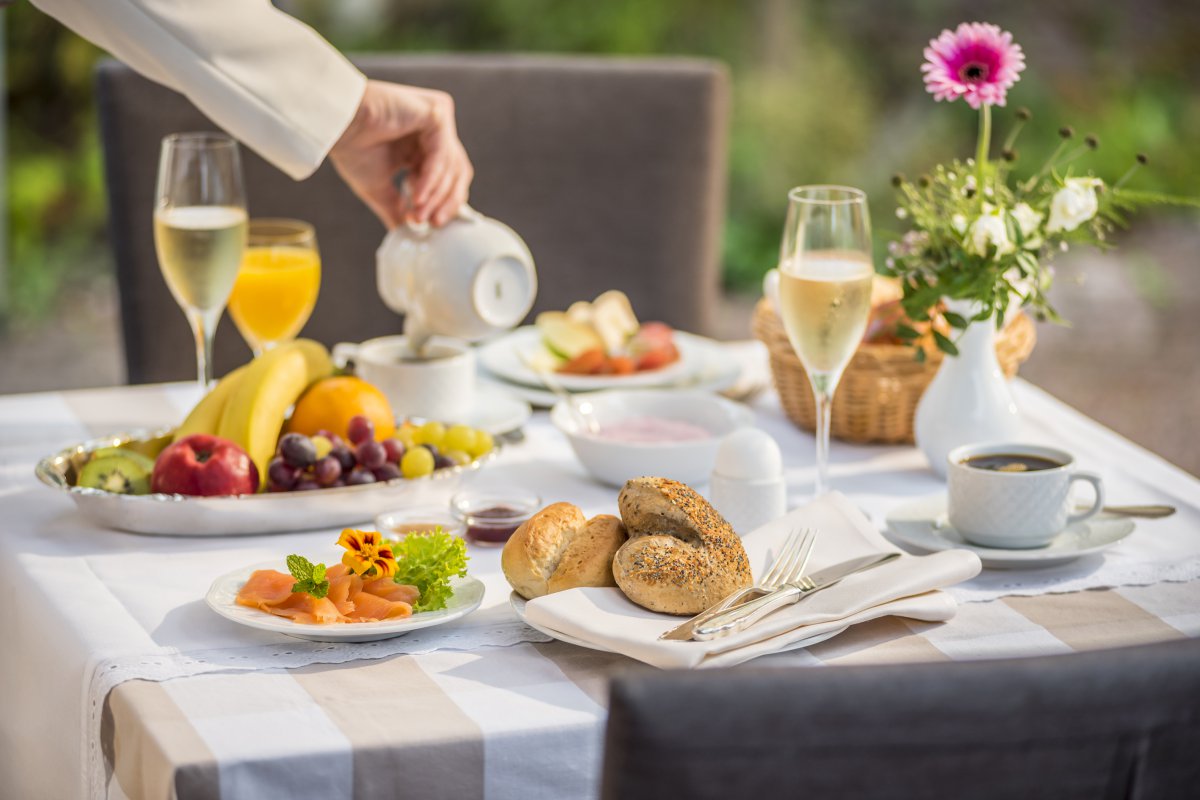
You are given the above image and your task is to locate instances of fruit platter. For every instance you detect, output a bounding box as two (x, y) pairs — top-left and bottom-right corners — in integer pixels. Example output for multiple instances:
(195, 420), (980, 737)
(35, 340), (499, 536)
(478, 291), (709, 391)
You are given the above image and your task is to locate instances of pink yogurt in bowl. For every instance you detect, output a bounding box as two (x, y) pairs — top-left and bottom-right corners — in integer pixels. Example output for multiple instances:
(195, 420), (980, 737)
(551, 389), (754, 487)
(592, 416), (714, 444)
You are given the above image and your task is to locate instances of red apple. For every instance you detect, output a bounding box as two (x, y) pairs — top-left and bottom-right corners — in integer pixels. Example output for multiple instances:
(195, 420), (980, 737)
(151, 434), (260, 496)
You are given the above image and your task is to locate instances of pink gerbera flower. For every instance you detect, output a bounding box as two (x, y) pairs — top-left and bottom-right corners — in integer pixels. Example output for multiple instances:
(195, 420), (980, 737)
(922, 22), (1025, 109)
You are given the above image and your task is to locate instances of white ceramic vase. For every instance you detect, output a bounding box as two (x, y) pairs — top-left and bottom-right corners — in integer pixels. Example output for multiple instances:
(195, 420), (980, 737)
(914, 300), (1021, 478)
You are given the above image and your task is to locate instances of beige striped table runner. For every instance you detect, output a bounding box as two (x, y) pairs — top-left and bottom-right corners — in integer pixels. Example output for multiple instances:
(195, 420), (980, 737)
(103, 580), (1200, 800)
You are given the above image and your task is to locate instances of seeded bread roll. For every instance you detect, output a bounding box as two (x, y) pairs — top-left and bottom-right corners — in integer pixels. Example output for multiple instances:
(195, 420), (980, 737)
(614, 477), (752, 615)
(502, 502), (627, 600)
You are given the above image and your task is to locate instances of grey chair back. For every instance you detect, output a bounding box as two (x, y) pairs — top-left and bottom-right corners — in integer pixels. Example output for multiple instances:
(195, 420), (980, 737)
(95, 54), (729, 384)
(603, 638), (1200, 800)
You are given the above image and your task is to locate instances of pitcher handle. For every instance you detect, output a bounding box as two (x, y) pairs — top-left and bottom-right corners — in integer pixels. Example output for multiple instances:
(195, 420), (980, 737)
(1065, 471), (1105, 525)
(331, 342), (360, 372)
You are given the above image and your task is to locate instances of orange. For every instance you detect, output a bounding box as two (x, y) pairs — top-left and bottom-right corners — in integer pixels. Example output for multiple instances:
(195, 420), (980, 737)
(287, 376), (396, 441)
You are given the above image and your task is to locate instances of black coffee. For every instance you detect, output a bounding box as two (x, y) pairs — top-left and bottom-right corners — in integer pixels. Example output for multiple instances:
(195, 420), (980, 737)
(962, 453), (1063, 473)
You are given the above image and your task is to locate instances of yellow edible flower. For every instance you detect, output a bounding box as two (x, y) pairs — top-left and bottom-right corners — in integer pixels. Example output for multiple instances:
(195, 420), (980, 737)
(337, 529), (397, 579)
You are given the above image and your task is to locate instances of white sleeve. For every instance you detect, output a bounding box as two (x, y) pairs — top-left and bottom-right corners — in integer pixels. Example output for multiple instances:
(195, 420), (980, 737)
(31, 0), (368, 180)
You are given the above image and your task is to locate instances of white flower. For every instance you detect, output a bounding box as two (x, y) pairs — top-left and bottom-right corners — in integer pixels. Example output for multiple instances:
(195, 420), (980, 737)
(951, 214), (968, 234)
(1011, 202), (1044, 249)
(967, 206), (1015, 257)
(895, 207), (908, 219)
(1046, 178), (1103, 233)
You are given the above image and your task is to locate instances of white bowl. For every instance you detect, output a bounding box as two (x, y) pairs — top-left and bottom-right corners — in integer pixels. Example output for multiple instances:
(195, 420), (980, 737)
(551, 390), (755, 487)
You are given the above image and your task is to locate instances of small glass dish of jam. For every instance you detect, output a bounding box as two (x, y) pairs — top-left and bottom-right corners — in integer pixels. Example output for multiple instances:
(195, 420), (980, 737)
(450, 488), (542, 547)
(375, 507), (466, 540)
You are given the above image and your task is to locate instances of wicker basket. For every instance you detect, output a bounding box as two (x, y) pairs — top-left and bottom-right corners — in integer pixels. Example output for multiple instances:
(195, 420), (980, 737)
(752, 298), (1037, 444)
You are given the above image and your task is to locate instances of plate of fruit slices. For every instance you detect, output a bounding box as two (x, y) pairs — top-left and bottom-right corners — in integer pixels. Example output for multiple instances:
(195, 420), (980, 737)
(35, 424), (501, 537)
(478, 326), (701, 392)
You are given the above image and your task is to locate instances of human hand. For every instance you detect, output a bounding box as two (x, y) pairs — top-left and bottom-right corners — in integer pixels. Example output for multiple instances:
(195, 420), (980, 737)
(329, 80), (474, 228)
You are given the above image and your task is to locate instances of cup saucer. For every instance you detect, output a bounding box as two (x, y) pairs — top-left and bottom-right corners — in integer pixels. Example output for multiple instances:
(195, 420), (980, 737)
(884, 493), (1134, 570)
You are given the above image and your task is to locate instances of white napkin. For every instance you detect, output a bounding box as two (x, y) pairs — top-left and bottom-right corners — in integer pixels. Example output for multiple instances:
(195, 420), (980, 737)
(523, 492), (982, 669)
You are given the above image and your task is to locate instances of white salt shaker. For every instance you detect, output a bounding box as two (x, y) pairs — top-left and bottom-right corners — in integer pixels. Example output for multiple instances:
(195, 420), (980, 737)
(709, 428), (787, 536)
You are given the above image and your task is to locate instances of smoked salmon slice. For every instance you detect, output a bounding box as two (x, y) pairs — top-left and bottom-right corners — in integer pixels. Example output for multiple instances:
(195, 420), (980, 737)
(235, 565), (419, 625)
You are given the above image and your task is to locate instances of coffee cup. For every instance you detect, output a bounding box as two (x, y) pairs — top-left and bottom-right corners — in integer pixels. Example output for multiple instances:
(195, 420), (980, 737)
(946, 442), (1105, 549)
(332, 336), (475, 423)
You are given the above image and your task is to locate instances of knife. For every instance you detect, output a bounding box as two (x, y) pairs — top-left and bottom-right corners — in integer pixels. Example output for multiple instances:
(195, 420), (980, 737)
(691, 552), (901, 641)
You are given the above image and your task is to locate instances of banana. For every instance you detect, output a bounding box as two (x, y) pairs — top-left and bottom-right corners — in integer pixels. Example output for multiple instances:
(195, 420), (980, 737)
(215, 340), (334, 486)
(174, 365), (249, 440)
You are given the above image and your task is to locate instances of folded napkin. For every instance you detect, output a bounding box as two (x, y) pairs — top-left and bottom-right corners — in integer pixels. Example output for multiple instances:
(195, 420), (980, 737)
(523, 492), (982, 669)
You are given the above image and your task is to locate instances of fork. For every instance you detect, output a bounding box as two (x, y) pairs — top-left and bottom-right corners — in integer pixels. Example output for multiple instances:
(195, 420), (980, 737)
(659, 527), (817, 641)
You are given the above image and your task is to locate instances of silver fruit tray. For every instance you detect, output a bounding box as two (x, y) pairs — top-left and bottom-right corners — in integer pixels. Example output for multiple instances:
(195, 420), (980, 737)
(35, 429), (497, 537)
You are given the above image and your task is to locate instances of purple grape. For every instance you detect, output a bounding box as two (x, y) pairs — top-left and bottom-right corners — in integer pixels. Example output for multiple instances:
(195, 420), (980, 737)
(268, 457), (299, 490)
(347, 415), (374, 445)
(433, 454), (455, 470)
(356, 439), (387, 470)
(346, 467), (377, 486)
(382, 438), (404, 464)
(423, 444), (440, 459)
(314, 455), (342, 486)
(330, 445), (356, 472)
(278, 433), (317, 469)
(328, 478), (346, 488)
(293, 476), (320, 491)
(373, 463), (402, 482)
(317, 430), (347, 450)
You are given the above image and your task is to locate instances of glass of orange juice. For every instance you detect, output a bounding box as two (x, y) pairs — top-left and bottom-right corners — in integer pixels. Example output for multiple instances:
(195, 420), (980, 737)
(227, 219), (321, 356)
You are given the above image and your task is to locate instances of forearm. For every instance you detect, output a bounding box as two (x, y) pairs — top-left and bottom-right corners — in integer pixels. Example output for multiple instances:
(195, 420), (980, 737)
(31, 0), (366, 179)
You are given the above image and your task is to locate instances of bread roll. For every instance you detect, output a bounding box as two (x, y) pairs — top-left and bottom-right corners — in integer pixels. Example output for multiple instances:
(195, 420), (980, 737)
(502, 502), (627, 600)
(614, 477), (752, 615)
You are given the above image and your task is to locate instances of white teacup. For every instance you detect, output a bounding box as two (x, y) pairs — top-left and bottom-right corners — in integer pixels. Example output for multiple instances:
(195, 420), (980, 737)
(947, 442), (1105, 549)
(332, 336), (475, 423)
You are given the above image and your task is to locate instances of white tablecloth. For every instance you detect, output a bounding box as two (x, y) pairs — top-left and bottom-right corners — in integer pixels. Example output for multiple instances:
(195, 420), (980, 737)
(1, 377), (1198, 799)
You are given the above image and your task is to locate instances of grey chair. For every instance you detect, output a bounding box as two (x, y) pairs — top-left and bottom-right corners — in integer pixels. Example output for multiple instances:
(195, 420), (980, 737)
(602, 638), (1200, 800)
(95, 54), (729, 384)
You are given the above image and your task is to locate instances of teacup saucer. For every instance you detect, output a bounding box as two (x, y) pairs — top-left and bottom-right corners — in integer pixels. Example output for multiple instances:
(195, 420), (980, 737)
(884, 494), (1135, 570)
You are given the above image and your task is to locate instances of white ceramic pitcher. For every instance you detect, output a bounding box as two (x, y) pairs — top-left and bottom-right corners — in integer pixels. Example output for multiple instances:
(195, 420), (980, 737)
(376, 206), (537, 350)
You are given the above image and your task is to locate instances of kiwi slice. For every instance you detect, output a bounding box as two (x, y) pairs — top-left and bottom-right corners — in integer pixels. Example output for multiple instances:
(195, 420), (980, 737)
(78, 455), (152, 495)
(90, 447), (155, 472)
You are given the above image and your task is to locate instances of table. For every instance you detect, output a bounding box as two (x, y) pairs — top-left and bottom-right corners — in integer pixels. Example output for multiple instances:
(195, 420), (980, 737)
(2, 376), (1198, 800)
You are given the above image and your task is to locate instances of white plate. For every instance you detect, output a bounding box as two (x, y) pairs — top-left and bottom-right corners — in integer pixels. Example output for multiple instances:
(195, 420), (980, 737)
(459, 383), (531, 434)
(478, 326), (697, 391)
(36, 430), (501, 537)
(510, 592), (611, 652)
(206, 561), (485, 642)
(884, 494), (1135, 569)
(481, 334), (744, 409)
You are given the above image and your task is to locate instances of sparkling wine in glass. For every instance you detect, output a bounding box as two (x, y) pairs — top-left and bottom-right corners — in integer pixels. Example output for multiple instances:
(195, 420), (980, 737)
(154, 132), (247, 386)
(227, 219), (321, 357)
(778, 185), (874, 497)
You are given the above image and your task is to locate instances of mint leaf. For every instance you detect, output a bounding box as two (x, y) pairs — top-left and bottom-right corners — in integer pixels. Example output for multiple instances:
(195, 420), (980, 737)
(286, 554), (329, 599)
(286, 554), (313, 582)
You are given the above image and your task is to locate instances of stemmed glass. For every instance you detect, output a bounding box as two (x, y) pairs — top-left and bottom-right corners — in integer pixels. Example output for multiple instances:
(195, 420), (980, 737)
(153, 132), (248, 386)
(227, 219), (322, 357)
(778, 186), (874, 497)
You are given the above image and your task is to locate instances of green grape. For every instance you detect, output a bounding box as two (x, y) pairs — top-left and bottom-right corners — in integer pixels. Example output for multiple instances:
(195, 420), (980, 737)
(469, 429), (495, 458)
(401, 446), (436, 478)
(311, 435), (333, 460)
(415, 421), (446, 448)
(443, 449), (471, 466)
(443, 424), (477, 454)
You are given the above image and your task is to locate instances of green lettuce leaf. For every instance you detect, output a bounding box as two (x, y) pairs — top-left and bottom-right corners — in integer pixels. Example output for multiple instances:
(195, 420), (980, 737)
(387, 528), (469, 613)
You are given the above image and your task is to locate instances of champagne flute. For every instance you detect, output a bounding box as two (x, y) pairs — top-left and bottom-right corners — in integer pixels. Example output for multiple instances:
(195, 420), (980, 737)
(227, 219), (322, 357)
(153, 132), (248, 386)
(778, 186), (874, 497)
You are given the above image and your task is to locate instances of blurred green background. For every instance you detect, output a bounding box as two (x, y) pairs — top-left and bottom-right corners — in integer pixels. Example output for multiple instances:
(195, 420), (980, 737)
(6, 0), (1199, 324)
